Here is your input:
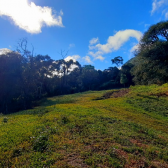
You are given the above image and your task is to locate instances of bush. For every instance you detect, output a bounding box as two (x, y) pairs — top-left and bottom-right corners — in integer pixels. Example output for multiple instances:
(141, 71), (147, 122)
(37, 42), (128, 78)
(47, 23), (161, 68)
(3, 117), (8, 123)
(33, 134), (49, 152)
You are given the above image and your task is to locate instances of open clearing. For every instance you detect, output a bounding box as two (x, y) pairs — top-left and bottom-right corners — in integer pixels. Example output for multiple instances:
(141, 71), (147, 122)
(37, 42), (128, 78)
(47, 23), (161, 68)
(1, 84), (168, 167)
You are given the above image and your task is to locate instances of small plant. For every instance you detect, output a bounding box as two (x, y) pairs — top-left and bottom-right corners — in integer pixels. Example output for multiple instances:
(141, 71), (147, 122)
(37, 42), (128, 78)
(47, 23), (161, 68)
(33, 134), (49, 152)
(114, 136), (133, 146)
(49, 127), (59, 135)
(107, 151), (125, 168)
(60, 115), (69, 124)
(12, 148), (22, 157)
(3, 117), (8, 123)
(146, 147), (159, 160)
(37, 108), (49, 117)
(108, 148), (118, 158)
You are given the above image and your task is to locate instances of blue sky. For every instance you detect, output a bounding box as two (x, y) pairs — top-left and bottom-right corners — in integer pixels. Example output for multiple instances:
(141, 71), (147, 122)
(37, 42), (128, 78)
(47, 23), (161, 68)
(0, 0), (168, 70)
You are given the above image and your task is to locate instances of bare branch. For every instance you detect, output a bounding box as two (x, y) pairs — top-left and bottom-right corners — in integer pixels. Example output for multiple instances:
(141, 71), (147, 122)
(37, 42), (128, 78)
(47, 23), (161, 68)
(58, 49), (69, 59)
(16, 38), (35, 58)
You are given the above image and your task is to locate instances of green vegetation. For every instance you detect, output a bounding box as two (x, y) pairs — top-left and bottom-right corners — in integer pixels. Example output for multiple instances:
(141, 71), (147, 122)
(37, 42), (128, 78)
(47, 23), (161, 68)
(1, 84), (168, 167)
(131, 21), (168, 85)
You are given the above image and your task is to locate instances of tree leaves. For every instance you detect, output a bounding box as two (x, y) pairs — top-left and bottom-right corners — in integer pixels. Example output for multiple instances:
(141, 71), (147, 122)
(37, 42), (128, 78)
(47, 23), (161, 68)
(132, 21), (168, 85)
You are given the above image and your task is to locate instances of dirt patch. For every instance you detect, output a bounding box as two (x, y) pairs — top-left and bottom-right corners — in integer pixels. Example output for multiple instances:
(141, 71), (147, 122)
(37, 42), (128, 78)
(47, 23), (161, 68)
(116, 149), (149, 168)
(112, 89), (130, 98)
(125, 159), (149, 168)
(150, 161), (168, 168)
(116, 149), (129, 160)
(66, 153), (88, 168)
(150, 92), (168, 98)
(102, 91), (115, 99)
(130, 139), (148, 148)
(94, 89), (130, 100)
(93, 91), (115, 100)
(54, 153), (88, 168)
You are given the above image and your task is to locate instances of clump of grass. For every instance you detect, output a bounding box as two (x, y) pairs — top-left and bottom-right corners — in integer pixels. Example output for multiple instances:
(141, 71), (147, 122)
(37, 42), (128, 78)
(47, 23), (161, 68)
(33, 134), (49, 152)
(49, 127), (59, 135)
(2, 117), (8, 123)
(12, 148), (23, 157)
(107, 148), (125, 168)
(37, 108), (49, 117)
(60, 115), (70, 124)
(114, 136), (133, 146)
(122, 146), (143, 154)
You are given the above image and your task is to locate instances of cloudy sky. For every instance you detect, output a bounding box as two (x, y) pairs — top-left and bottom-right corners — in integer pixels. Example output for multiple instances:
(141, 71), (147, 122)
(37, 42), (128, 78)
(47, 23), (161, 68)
(0, 0), (168, 70)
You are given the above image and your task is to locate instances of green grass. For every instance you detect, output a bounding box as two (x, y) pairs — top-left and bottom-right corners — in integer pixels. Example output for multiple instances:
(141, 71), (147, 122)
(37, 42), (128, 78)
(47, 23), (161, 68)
(0, 85), (168, 167)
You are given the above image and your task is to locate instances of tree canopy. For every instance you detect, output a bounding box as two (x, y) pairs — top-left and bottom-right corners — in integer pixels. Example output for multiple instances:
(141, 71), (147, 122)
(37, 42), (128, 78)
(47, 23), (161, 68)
(131, 21), (168, 85)
(111, 56), (123, 67)
(0, 44), (123, 114)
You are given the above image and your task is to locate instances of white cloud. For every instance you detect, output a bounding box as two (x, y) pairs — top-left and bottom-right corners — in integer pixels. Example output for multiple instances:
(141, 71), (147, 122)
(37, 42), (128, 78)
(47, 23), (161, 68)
(166, 11), (168, 18)
(145, 24), (150, 28)
(88, 29), (142, 61)
(151, 0), (166, 14)
(65, 55), (81, 72)
(65, 55), (80, 62)
(130, 44), (140, 53)
(94, 55), (105, 61)
(89, 51), (103, 57)
(151, 0), (158, 14)
(89, 37), (99, 45)
(88, 51), (105, 61)
(68, 43), (75, 49)
(151, 0), (168, 18)
(82, 56), (92, 63)
(95, 30), (142, 53)
(0, 0), (63, 34)
(69, 64), (79, 71)
(89, 37), (99, 50)
(0, 48), (12, 55)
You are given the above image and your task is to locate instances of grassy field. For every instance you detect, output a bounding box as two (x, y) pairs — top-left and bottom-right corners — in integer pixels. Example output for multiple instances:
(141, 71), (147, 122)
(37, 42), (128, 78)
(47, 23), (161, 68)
(0, 84), (168, 167)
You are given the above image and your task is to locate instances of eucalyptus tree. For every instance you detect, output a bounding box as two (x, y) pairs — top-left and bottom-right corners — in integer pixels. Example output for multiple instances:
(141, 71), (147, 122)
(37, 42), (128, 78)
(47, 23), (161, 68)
(111, 56), (123, 67)
(132, 21), (168, 85)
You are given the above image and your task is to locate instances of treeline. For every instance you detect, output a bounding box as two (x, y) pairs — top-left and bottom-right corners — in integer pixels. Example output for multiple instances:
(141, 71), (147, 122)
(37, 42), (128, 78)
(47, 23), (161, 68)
(0, 44), (131, 114)
(1, 20), (168, 114)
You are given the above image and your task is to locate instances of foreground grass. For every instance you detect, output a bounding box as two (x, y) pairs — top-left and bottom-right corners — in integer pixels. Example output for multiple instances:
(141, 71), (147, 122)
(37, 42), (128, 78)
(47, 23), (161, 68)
(0, 84), (168, 167)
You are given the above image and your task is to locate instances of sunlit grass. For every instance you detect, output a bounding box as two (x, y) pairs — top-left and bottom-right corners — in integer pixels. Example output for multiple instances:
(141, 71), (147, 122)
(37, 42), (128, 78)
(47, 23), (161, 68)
(0, 85), (168, 167)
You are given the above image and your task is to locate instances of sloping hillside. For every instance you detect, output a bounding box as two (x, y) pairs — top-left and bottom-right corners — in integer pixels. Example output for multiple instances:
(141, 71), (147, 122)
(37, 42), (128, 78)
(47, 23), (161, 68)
(1, 84), (168, 167)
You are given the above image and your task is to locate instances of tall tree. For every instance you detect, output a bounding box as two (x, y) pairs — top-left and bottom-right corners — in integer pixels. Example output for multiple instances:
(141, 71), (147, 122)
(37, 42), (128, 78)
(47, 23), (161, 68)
(132, 21), (168, 85)
(120, 73), (128, 87)
(111, 56), (123, 67)
(121, 63), (134, 86)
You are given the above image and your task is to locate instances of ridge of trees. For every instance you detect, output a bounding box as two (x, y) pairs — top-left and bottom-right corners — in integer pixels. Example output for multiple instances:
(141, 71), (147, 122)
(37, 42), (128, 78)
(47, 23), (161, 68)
(0, 41), (124, 114)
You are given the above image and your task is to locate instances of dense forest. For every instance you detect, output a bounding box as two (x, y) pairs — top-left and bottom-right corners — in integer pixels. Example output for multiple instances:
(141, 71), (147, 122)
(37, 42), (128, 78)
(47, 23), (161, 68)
(1, 20), (168, 114)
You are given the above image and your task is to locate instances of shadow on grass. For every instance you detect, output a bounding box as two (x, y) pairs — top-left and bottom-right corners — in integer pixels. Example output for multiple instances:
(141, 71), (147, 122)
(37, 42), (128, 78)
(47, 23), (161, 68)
(136, 94), (159, 100)
(12, 97), (76, 116)
(42, 98), (76, 107)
